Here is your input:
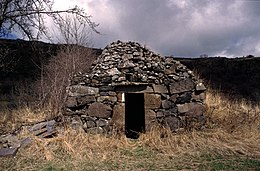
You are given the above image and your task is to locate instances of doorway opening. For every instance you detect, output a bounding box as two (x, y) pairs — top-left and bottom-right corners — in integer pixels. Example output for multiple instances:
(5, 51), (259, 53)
(125, 93), (145, 139)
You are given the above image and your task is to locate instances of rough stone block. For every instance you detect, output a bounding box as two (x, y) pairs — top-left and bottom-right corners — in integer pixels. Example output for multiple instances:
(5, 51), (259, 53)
(177, 103), (205, 117)
(152, 84), (168, 94)
(87, 127), (104, 134)
(0, 147), (19, 157)
(71, 116), (83, 130)
(145, 93), (161, 109)
(68, 85), (99, 96)
(77, 95), (96, 106)
(169, 79), (195, 94)
(145, 110), (156, 131)
(162, 116), (182, 132)
(111, 103), (125, 130)
(86, 120), (96, 128)
(65, 96), (77, 108)
(161, 100), (174, 109)
(96, 119), (108, 127)
(176, 92), (192, 103)
(192, 92), (206, 102)
(195, 83), (206, 91)
(88, 102), (112, 118)
(169, 94), (178, 102)
(97, 96), (117, 105)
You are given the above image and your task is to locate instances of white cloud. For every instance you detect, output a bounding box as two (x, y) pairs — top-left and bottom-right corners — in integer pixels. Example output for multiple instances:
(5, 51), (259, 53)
(45, 0), (260, 57)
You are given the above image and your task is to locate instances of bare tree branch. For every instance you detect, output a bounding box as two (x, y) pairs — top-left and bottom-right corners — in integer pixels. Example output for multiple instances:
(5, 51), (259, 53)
(0, 0), (99, 40)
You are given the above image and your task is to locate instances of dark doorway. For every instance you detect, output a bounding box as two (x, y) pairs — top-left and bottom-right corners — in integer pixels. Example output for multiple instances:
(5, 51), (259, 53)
(125, 93), (145, 139)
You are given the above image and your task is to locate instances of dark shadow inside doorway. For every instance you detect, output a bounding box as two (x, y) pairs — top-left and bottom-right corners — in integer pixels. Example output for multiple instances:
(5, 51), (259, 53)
(125, 93), (145, 139)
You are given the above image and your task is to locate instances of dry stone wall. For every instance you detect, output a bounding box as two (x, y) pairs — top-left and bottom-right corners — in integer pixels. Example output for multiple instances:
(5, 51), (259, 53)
(64, 40), (206, 134)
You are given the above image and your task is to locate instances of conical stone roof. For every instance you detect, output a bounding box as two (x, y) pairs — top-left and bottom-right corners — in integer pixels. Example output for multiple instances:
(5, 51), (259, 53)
(81, 40), (196, 87)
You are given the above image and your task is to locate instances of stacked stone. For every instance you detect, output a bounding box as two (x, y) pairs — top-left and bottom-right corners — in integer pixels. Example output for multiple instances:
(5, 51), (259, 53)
(65, 40), (206, 134)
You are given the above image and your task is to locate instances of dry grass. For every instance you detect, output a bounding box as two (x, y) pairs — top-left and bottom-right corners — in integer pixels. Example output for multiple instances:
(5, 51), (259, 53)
(0, 106), (48, 134)
(0, 90), (260, 170)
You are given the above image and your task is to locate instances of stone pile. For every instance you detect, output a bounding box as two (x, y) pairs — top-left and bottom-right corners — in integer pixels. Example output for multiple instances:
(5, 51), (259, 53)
(65, 40), (206, 134)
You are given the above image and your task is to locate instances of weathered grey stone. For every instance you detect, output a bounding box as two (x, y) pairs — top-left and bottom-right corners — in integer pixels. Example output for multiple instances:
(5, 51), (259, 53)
(176, 92), (192, 103)
(177, 103), (205, 117)
(169, 79), (195, 94)
(86, 120), (96, 128)
(185, 104), (206, 117)
(77, 95), (96, 106)
(196, 83), (206, 91)
(97, 96), (117, 105)
(152, 84), (168, 94)
(87, 127), (104, 134)
(96, 119), (108, 127)
(0, 147), (19, 157)
(169, 94), (178, 102)
(164, 65), (176, 75)
(192, 92), (206, 102)
(20, 137), (32, 148)
(71, 116), (83, 130)
(162, 116), (182, 132)
(65, 96), (77, 108)
(145, 110), (157, 130)
(145, 93), (161, 109)
(99, 86), (114, 92)
(81, 115), (96, 122)
(101, 76), (112, 83)
(111, 103), (125, 130)
(156, 110), (165, 118)
(88, 102), (112, 118)
(106, 68), (121, 76)
(161, 100), (174, 109)
(0, 134), (20, 148)
(68, 85), (99, 96)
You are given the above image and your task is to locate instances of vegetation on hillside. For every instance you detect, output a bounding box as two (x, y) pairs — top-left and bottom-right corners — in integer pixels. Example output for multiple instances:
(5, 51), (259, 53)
(178, 57), (260, 103)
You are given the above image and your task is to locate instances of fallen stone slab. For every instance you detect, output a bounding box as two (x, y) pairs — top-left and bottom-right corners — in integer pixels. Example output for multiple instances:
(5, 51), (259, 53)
(28, 120), (57, 138)
(0, 147), (19, 157)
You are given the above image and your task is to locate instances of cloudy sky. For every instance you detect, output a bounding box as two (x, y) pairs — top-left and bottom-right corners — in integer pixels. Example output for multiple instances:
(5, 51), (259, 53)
(52, 0), (260, 57)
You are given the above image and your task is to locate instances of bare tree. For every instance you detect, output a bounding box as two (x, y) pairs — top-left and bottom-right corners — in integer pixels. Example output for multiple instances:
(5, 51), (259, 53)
(54, 14), (93, 46)
(0, 0), (99, 40)
(33, 15), (97, 117)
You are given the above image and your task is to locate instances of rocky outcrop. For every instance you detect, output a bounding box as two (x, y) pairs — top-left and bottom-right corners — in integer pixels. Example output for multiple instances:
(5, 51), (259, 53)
(64, 40), (206, 135)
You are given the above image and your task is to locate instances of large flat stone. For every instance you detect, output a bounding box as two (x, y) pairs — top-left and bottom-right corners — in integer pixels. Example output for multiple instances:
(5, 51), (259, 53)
(68, 85), (99, 96)
(145, 93), (161, 109)
(152, 84), (168, 94)
(169, 79), (195, 94)
(145, 110), (157, 131)
(77, 95), (96, 106)
(88, 102), (112, 118)
(0, 147), (19, 157)
(111, 103), (125, 130)
(177, 103), (205, 117)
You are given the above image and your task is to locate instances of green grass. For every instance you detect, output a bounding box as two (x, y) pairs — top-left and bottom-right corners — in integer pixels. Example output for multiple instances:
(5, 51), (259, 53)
(196, 154), (260, 171)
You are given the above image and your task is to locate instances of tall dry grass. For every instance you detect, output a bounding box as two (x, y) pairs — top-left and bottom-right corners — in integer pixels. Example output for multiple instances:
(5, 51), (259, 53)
(1, 89), (259, 170)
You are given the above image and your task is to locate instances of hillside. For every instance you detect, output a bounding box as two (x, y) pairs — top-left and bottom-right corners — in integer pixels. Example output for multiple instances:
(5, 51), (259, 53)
(0, 38), (260, 105)
(177, 57), (260, 103)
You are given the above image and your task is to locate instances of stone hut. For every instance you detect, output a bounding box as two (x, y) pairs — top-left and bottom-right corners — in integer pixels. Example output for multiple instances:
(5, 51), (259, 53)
(65, 41), (206, 138)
